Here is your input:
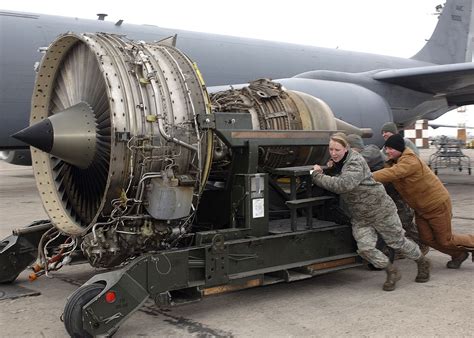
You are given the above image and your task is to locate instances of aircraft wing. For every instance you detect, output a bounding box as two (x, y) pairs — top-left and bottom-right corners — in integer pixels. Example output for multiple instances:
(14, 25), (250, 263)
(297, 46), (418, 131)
(373, 62), (474, 106)
(428, 123), (474, 129)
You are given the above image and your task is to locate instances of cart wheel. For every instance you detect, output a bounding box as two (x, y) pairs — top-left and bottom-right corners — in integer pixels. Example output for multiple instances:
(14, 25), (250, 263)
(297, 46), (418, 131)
(0, 272), (20, 284)
(63, 283), (106, 338)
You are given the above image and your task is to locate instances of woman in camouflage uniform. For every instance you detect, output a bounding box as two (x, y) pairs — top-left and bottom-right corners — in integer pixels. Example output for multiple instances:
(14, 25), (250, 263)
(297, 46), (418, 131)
(345, 134), (430, 256)
(312, 134), (431, 291)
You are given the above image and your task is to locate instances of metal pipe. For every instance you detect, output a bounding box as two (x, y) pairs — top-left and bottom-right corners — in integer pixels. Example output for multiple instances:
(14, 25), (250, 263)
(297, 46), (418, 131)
(13, 222), (53, 236)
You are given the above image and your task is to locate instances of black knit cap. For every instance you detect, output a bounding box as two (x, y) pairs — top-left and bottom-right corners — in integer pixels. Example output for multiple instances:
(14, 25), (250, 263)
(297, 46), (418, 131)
(384, 134), (405, 152)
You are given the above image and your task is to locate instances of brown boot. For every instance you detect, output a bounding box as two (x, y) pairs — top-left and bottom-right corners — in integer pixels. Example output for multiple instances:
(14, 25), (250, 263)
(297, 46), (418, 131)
(383, 263), (401, 291)
(415, 257), (431, 283)
(446, 252), (469, 269)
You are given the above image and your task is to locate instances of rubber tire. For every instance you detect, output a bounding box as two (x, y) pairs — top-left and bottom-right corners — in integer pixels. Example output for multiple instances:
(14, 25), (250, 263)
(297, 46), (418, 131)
(63, 283), (104, 338)
(0, 273), (20, 284)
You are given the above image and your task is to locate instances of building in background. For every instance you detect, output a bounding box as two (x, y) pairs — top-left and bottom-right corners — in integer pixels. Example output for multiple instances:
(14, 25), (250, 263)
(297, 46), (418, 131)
(405, 120), (430, 148)
(404, 105), (474, 148)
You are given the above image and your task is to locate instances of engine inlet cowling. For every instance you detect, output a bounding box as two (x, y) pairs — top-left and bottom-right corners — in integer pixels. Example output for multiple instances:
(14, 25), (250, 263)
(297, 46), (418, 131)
(17, 33), (212, 236)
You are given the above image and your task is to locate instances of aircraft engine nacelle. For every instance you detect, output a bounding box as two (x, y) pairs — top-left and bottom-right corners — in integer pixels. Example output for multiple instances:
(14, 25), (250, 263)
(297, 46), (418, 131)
(14, 33), (370, 268)
(0, 149), (32, 166)
(209, 78), (372, 169)
(277, 78), (393, 146)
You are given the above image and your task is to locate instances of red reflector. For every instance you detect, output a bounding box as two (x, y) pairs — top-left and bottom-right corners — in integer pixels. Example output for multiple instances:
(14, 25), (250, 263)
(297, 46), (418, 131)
(105, 290), (116, 303)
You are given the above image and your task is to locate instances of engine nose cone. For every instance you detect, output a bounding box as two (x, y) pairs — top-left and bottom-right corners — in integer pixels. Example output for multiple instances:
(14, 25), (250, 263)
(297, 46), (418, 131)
(12, 118), (54, 153)
(13, 102), (97, 169)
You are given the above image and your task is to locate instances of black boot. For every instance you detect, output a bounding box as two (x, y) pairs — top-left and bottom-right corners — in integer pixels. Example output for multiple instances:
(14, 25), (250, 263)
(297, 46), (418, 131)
(383, 263), (401, 291)
(446, 252), (469, 269)
(415, 256), (431, 283)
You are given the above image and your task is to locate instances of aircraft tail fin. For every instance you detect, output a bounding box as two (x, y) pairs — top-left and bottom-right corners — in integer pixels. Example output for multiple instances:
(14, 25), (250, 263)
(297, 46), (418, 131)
(412, 0), (473, 64)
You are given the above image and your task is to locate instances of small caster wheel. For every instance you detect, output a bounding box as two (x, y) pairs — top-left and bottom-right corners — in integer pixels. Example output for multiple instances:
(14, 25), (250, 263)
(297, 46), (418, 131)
(63, 283), (108, 338)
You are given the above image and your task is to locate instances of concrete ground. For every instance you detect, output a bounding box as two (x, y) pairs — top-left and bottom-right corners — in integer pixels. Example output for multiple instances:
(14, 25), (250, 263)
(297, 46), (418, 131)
(0, 148), (473, 337)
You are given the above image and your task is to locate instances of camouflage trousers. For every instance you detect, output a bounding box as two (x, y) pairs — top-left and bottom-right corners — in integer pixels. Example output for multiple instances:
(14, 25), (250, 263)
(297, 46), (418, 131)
(384, 183), (421, 244)
(352, 212), (422, 269)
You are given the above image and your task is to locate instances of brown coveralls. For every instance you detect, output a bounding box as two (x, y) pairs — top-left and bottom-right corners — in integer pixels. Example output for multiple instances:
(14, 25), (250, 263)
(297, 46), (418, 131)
(373, 148), (474, 259)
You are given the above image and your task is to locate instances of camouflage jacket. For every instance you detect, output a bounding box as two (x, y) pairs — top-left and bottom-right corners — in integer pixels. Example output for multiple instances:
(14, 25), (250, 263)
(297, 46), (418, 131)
(312, 150), (396, 225)
(360, 144), (385, 171)
(404, 138), (420, 156)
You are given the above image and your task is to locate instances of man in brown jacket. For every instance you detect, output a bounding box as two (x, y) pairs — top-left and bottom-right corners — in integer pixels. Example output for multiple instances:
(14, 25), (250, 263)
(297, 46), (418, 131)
(373, 134), (474, 268)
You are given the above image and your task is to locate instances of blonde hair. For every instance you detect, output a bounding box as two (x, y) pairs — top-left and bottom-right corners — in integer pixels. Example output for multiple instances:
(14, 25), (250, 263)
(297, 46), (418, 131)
(330, 132), (349, 148)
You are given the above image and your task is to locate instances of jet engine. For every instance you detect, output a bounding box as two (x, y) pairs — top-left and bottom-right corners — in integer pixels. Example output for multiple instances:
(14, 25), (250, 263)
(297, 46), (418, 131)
(15, 33), (370, 268)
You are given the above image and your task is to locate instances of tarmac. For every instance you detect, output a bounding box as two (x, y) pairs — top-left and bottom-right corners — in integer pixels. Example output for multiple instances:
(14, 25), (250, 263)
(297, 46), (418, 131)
(0, 148), (473, 337)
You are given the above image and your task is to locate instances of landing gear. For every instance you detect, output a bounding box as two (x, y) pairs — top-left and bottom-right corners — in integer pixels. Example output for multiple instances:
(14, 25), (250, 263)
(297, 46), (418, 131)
(63, 283), (106, 338)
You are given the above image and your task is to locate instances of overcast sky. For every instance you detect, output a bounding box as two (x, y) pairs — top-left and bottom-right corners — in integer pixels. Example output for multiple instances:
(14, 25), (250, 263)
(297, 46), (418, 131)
(1, 0), (444, 57)
(1, 0), (472, 135)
